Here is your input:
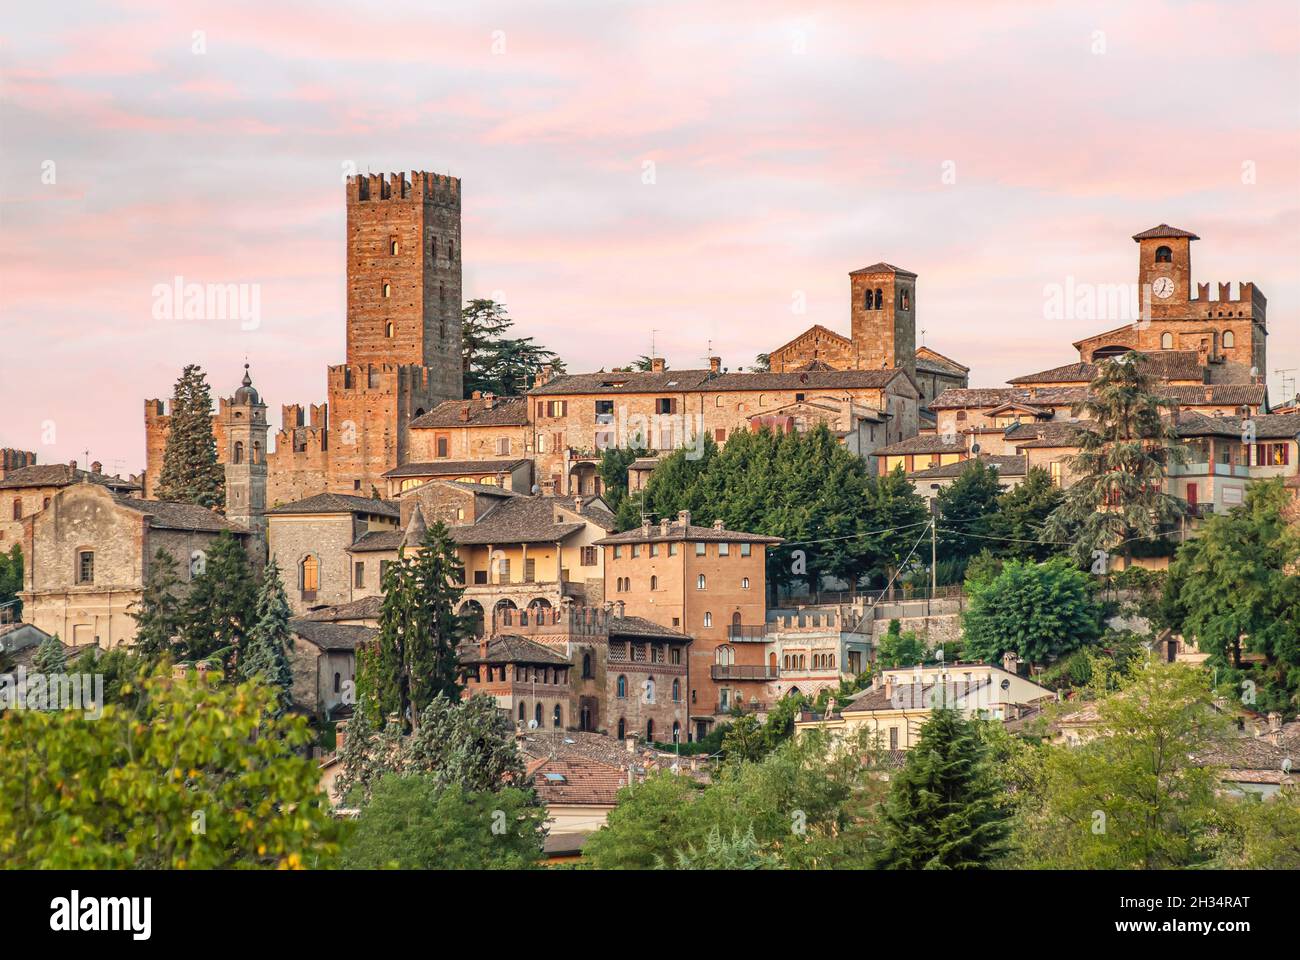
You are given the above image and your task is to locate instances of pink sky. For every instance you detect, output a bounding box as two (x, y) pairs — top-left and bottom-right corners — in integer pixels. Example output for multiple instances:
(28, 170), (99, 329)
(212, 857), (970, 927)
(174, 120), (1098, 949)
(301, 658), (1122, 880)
(2, 0), (1298, 476)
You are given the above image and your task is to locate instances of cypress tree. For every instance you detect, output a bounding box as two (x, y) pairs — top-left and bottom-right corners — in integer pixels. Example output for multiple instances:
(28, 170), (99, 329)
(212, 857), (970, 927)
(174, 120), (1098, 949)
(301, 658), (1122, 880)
(240, 558), (296, 716)
(179, 531), (257, 669)
(364, 520), (467, 731)
(156, 364), (225, 508)
(875, 707), (1011, 869)
(130, 549), (183, 662)
(32, 633), (67, 674)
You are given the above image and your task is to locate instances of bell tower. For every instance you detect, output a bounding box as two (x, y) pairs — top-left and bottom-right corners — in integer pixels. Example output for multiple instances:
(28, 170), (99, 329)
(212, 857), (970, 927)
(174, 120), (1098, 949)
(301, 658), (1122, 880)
(849, 263), (916, 377)
(220, 364), (269, 545)
(1134, 223), (1197, 318)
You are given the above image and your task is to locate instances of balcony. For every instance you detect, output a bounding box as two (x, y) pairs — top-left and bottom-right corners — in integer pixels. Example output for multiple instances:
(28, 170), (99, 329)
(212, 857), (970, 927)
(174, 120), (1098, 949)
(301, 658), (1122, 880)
(711, 664), (778, 681)
(727, 624), (769, 642)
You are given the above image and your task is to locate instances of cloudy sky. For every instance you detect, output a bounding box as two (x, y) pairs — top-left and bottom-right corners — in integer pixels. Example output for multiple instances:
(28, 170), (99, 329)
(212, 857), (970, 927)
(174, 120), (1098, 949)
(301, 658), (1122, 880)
(2, 0), (1298, 475)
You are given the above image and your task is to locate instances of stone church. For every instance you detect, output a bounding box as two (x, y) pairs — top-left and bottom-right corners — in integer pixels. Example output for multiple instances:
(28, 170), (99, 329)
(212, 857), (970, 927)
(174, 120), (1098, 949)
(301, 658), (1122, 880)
(766, 262), (969, 409)
(142, 170), (465, 509)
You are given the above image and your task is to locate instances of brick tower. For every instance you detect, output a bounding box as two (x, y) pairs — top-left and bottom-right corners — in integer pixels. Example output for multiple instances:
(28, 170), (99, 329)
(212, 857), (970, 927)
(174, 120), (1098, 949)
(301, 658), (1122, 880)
(849, 263), (917, 377)
(345, 170), (462, 393)
(219, 364), (269, 542)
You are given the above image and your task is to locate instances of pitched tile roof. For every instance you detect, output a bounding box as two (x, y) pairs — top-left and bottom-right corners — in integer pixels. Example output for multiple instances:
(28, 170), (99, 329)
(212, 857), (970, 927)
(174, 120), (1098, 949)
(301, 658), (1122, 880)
(408, 396), (530, 429)
(115, 497), (242, 533)
(348, 531), (405, 553)
(382, 459), (528, 479)
(447, 494), (616, 546)
(1009, 351), (1206, 386)
(909, 454), (1027, 480)
(265, 493), (399, 518)
(849, 261), (917, 277)
(299, 596), (383, 622)
(596, 520), (782, 546)
(290, 619), (377, 651)
(457, 634), (571, 666)
(843, 677), (992, 713)
(915, 345), (970, 375)
(0, 465), (139, 492)
(931, 383), (1265, 411)
(528, 367), (909, 396)
(873, 434), (967, 456)
(1176, 411), (1300, 440)
(609, 615), (693, 641)
(1131, 224), (1199, 241)
(526, 755), (627, 806)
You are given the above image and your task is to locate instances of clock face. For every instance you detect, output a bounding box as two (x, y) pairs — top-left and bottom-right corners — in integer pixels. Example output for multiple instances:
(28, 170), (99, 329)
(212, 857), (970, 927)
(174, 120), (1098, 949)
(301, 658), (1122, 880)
(1152, 277), (1174, 299)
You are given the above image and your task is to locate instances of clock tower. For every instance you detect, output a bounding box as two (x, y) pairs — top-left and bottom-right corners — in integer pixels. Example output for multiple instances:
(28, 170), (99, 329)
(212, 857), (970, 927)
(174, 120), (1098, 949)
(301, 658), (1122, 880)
(1134, 223), (1197, 317)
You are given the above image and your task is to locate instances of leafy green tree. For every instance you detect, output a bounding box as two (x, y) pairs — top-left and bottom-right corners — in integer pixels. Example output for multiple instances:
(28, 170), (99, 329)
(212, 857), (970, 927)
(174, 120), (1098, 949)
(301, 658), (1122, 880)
(962, 557), (1102, 666)
(338, 694), (528, 806)
(721, 714), (766, 762)
(876, 618), (926, 668)
(239, 558), (296, 716)
(875, 707), (1012, 869)
(461, 299), (565, 397)
(1230, 790), (1300, 869)
(598, 444), (649, 515)
(31, 633), (66, 674)
(582, 772), (704, 869)
(749, 353), (771, 373)
(620, 356), (664, 372)
(340, 774), (544, 869)
(72, 646), (149, 711)
(658, 824), (777, 869)
(0, 544), (23, 621)
(616, 435), (718, 532)
(935, 459), (1003, 562)
(981, 466), (1064, 562)
(1014, 661), (1228, 869)
(860, 466), (930, 595)
(0, 667), (340, 868)
(155, 363), (225, 508)
(1161, 478), (1300, 712)
(179, 531), (257, 668)
(130, 548), (183, 662)
(1041, 353), (1186, 567)
(359, 522), (466, 731)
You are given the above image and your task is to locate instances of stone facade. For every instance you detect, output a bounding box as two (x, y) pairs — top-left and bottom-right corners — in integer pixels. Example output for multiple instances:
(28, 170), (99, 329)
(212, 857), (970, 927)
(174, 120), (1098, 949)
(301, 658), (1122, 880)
(18, 482), (245, 648)
(1, 462), (139, 549)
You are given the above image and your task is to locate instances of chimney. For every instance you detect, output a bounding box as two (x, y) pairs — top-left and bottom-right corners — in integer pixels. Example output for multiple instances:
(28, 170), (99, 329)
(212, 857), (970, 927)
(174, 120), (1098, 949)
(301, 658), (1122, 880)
(677, 509), (691, 527)
(91, 461), (102, 475)
(1268, 711), (1283, 732)
(335, 719), (349, 753)
(471, 390), (482, 400)
(712, 519), (725, 531)
(659, 517), (671, 536)
(650, 357), (665, 374)
(709, 356), (721, 373)
(573, 495), (584, 513)
(1002, 651), (1020, 676)
(459, 404), (471, 422)
(615, 599), (626, 618)
(484, 392), (496, 410)
(625, 736), (637, 753)
(883, 676), (894, 701)
(534, 364), (555, 388)
(69, 460), (77, 470)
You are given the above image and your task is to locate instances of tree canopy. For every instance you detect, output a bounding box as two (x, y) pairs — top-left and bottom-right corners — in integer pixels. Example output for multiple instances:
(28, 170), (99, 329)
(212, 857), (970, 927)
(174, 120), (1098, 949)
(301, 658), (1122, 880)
(962, 557), (1103, 665)
(155, 363), (225, 508)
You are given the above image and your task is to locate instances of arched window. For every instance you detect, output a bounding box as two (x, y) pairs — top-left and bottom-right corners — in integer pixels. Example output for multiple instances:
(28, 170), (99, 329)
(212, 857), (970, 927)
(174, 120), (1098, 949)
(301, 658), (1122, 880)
(697, 574), (706, 590)
(534, 703), (543, 727)
(901, 288), (910, 310)
(252, 441), (261, 464)
(333, 672), (341, 693)
(1155, 245), (1172, 263)
(582, 652), (592, 678)
(742, 577), (750, 590)
(672, 679), (680, 702)
(382, 282), (391, 298)
(518, 702), (526, 722)
(385, 321), (394, 338)
(553, 704), (562, 727)
(645, 678), (655, 702)
(11, 498), (21, 521)
(616, 675), (627, 698)
(874, 288), (883, 309)
(650, 575), (658, 590)
(299, 555), (319, 593)
(617, 717), (626, 740)
(233, 441), (244, 464)
(703, 611), (713, 627)
(1161, 332), (1173, 349)
(715, 645), (733, 666)
(1223, 330), (1235, 349)
(646, 719), (655, 742)
(864, 289), (873, 309)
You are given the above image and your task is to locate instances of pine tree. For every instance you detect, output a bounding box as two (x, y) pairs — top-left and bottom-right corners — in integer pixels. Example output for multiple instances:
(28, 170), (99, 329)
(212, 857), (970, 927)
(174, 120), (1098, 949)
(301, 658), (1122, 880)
(155, 364), (225, 508)
(362, 521), (467, 731)
(239, 558), (296, 716)
(1042, 353), (1186, 567)
(32, 633), (66, 674)
(130, 549), (183, 662)
(461, 299), (565, 397)
(179, 531), (257, 669)
(875, 707), (1011, 869)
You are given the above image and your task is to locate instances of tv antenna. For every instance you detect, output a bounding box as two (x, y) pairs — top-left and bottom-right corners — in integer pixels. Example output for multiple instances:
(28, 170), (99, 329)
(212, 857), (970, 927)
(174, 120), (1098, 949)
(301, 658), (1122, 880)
(1275, 368), (1296, 403)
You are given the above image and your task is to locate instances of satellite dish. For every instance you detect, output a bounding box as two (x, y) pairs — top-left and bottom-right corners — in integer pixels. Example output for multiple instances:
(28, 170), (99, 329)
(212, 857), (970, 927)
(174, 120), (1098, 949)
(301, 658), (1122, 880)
(1001, 678), (1011, 690)
(971, 442), (981, 455)
(528, 719), (538, 729)
(531, 484), (540, 495)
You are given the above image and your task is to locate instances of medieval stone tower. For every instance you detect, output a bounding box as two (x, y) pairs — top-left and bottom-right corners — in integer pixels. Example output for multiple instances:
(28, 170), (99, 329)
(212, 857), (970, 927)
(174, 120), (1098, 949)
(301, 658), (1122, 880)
(849, 262), (917, 377)
(219, 364), (269, 539)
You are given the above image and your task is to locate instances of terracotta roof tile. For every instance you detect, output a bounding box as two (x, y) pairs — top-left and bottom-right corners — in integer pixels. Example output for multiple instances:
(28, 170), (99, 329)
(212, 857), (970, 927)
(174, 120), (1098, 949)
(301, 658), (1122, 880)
(408, 396), (530, 429)
(266, 493), (399, 518)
